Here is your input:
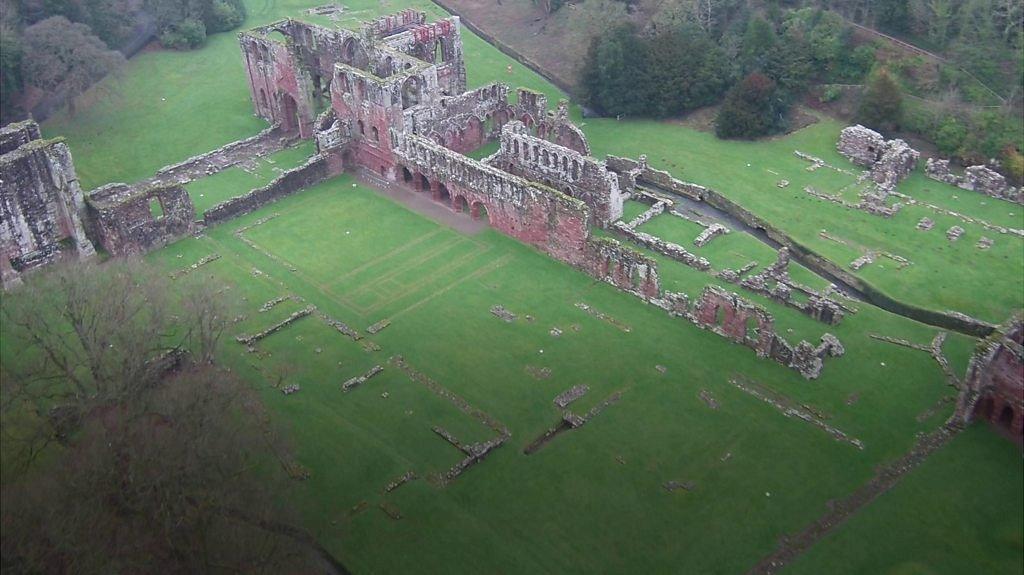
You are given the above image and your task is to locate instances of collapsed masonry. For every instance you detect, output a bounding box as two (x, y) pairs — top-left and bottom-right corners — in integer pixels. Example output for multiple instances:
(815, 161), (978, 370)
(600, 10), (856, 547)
(925, 158), (1022, 204)
(836, 125), (919, 189)
(835, 125), (919, 217)
(0, 120), (95, 287)
(951, 318), (1023, 443)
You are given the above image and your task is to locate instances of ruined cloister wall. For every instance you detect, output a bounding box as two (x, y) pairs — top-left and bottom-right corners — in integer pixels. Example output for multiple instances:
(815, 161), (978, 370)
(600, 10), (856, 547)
(0, 122), (94, 287)
(491, 121), (623, 226)
(395, 133), (591, 265)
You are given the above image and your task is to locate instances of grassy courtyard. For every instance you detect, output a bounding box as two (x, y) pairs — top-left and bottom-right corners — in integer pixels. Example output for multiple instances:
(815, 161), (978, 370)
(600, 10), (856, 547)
(133, 173), (1012, 573)
(25, 0), (1023, 572)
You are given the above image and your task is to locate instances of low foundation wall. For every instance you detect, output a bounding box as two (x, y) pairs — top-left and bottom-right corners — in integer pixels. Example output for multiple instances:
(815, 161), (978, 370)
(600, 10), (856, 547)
(203, 153), (342, 225)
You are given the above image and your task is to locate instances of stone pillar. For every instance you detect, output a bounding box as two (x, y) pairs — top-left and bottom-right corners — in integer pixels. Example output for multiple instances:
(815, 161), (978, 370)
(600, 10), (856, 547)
(430, 179), (441, 201)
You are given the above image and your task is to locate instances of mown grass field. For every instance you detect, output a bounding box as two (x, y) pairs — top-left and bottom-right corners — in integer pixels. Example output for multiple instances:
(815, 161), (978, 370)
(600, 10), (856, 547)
(132, 173), (1014, 573)
(28, 0), (1024, 572)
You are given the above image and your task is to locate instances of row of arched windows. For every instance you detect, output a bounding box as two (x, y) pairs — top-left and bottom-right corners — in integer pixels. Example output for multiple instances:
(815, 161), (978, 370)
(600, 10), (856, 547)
(508, 137), (581, 180)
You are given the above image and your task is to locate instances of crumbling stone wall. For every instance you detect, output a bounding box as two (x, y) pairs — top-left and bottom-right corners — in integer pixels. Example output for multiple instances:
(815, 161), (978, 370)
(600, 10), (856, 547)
(693, 285), (775, 357)
(492, 120), (624, 225)
(203, 153), (342, 225)
(0, 120), (95, 287)
(584, 237), (660, 299)
(837, 125), (919, 188)
(925, 158), (1022, 204)
(394, 132), (591, 266)
(86, 183), (195, 256)
(952, 319), (1023, 443)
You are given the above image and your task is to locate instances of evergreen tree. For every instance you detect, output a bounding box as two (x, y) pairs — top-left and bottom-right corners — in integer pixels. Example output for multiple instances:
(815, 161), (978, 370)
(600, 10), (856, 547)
(715, 72), (786, 138)
(741, 16), (777, 74)
(857, 68), (903, 133)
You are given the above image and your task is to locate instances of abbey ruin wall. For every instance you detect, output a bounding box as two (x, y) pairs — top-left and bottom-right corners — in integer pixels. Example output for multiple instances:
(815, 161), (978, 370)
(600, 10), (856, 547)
(0, 120), (95, 287)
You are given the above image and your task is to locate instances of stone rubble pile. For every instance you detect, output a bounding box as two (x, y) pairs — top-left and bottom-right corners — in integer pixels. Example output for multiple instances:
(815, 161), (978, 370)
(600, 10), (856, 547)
(236, 305), (315, 349)
(366, 319), (391, 334)
(553, 384), (589, 408)
(693, 223), (729, 247)
(925, 158), (1021, 204)
(490, 304), (517, 322)
(341, 365), (384, 392)
(169, 253), (221, 279)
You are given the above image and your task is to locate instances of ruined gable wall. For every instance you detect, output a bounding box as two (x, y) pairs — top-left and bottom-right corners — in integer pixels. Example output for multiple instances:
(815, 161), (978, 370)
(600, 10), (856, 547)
(0, 127), (95, 287)
(379, 15), (466, 97)
(86, 183), (195, 256)
(492, 121), (623, 226)
(240, 33), (315, 137)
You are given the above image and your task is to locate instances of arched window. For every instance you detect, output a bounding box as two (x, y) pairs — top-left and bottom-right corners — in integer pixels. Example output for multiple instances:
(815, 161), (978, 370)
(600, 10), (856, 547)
(371, 126), (379, 142)
(358, 120), (365, 135)
(402, 76), (421, 109)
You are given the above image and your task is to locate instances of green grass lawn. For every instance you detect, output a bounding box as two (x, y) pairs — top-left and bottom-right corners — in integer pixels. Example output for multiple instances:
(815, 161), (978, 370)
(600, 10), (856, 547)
(186, 140), (315, 212)
(788, 424), (1024, 575)
(130, 173), (1015, 573)
(26, 0), (1024, 571)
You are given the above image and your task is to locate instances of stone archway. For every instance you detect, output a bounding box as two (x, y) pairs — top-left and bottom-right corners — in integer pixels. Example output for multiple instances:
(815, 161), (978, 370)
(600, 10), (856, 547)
(998, 404), (1015, 429)
(278, 92), (300, 133)
(470, 201), (488, 221)
(453, 196), (468, 213)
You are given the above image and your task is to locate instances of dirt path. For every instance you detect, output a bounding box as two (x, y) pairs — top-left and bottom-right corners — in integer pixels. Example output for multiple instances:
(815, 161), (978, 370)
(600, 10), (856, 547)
(746, 423), (962, 574)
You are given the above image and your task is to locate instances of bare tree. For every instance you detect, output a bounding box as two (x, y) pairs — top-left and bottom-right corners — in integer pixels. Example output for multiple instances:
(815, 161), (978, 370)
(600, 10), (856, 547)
(0, 260), (343, 573)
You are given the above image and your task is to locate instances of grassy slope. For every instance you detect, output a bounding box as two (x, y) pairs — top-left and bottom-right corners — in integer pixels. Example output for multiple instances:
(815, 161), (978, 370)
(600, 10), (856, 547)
(788, 424), (1024, 575)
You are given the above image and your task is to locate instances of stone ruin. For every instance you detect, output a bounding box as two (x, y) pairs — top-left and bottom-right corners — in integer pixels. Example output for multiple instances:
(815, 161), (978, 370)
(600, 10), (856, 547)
(736, 248), (846, 326)
(836, 125), (920, 189)
(86, 182), (196, 256)
(925, 158), (1022, 204)
(0, 120), (95, 287)
(686, 285), (844, 379)
(951, 318), (1023, 443)
(0, 9), (848, 378)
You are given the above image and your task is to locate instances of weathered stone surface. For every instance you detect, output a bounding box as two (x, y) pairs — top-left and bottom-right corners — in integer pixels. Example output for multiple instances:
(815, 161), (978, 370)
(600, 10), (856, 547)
(916, 217), (934, 230)
(694, 223), (728, 247)
(946, 226), (965, 241)
(926, 158), (1022, 204)
(553, 384), (589, 408)
(87, 182), (195, 256)
(0, 120), (95, 287)
(952, 319), (1023, 444)
(341, 365), (384, 392)
(836, 124), (919, 189)
(837, 125), (887, 167)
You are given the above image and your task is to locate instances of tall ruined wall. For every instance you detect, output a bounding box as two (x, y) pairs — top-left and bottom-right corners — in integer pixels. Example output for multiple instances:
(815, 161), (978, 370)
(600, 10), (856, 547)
(86, 183), (195, 257)
(953, 320), (1024, 442)
(0, 121), (95, 287)
(395, 133), (591, 265)
(492, 121), (623, 225)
